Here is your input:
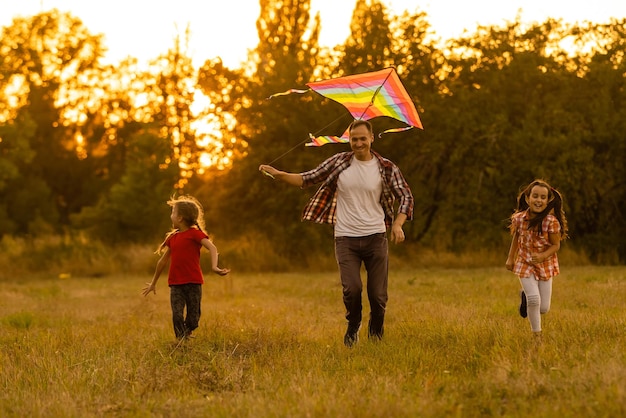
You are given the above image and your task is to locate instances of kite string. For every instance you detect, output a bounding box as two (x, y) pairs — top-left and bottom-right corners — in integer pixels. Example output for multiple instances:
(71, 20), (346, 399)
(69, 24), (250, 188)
(266, 139), (310, 166)
(267, 67), (394, 165)
(266, 113), (353, 166)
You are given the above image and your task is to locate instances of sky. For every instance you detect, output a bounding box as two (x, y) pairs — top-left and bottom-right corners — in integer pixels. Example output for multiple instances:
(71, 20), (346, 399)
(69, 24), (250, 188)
(1, 0), (625, 68)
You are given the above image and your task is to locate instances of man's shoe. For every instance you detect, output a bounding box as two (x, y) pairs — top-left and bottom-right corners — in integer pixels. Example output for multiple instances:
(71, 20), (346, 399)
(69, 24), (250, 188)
(368, 318), (384, 341)
(519, 290), (527, 318)
(344, 323), (360, 347)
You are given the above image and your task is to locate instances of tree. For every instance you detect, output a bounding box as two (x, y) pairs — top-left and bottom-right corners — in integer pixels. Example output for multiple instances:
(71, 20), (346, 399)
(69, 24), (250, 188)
(372, 9), (447, 243)
(196, 0), (340, 262)
(397, 17), (626, 261)
(555, 20), (626, 261)
(0, 10), (106, 233)
(417, 19), (581, 249)
(0, 113), (36, 233)
(338, 0), (394, 74)
(71, 128), (178, 243)
(69, 33), (215, 242)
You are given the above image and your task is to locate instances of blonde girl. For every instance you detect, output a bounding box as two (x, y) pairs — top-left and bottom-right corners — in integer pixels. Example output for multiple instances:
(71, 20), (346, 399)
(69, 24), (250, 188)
(506, 179), (568, 336)
(143, 195), (229, 339)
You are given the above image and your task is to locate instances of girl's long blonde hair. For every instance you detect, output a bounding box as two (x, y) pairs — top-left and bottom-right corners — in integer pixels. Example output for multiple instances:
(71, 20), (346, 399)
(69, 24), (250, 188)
(156, 195), (207, 254)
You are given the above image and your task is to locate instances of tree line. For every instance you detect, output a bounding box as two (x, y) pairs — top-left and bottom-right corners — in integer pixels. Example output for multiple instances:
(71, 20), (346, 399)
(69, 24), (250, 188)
(1, 0), (625, 263)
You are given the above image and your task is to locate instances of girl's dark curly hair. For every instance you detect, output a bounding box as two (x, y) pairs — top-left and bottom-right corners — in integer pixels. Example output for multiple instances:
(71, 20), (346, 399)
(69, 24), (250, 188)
(511, 179), (569, 240)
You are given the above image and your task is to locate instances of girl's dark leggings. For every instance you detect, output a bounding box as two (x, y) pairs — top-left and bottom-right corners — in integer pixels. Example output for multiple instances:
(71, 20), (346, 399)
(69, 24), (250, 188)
(170, 283), (202, 338)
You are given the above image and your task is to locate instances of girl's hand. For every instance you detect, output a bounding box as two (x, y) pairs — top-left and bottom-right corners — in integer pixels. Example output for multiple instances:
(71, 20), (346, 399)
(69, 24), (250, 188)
(505, 261), (514, 271)
(530, 253), (544, 264)
(213, 267), (231, 276)
(142, 283), (156, 296)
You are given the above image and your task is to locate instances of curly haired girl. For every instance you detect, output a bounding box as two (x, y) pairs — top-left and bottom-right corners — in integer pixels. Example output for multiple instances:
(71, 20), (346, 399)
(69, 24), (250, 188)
(506, 179), (568, 337)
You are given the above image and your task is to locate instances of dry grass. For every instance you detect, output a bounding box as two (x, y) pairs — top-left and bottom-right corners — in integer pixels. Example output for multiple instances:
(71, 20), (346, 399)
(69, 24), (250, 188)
(0, 233), (593, 280)
(1, 266), (625, 417)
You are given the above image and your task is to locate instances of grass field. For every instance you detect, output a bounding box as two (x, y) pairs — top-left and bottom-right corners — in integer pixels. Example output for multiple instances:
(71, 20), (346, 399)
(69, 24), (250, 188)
(1, 266), (625, 417)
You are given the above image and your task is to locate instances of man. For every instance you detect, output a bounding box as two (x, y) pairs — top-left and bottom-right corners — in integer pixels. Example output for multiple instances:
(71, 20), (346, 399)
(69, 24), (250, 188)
(259, 119), (414, 347)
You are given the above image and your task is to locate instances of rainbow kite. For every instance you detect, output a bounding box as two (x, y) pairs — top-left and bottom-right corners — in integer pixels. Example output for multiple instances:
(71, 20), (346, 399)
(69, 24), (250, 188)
(269, 67), (423, 146)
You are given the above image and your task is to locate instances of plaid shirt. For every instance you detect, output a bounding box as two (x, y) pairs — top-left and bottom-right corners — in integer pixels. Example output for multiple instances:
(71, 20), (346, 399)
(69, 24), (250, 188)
(300, 150), (414, 228)
(512, 210), (561, 280)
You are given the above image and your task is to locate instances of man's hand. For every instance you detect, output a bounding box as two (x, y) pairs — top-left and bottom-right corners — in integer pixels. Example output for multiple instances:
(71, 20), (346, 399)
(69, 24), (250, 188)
(390, 224), (405, 244)
(258, 165), (303, 187)
(390, 214), (407, 244)
(259, 164), (278, 179)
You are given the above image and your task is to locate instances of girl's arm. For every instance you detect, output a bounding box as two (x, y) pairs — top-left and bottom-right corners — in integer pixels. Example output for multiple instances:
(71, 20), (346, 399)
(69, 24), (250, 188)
(143, 248), (170, 296)
(531, 233), (561, 264)
(201, 238), (230, 275)
(505, 231), (518, 271)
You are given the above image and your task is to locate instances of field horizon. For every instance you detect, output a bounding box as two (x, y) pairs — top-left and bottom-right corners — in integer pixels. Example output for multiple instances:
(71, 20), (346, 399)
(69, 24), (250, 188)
(1, 266), (624, 417)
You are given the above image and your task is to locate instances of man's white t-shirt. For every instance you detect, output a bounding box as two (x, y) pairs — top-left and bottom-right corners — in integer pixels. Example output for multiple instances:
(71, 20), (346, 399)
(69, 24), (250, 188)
(334, 156), (386, 237)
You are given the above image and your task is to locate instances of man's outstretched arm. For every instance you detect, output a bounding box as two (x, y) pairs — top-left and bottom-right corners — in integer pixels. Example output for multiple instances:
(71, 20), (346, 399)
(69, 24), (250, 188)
(259, 164), (303, 187)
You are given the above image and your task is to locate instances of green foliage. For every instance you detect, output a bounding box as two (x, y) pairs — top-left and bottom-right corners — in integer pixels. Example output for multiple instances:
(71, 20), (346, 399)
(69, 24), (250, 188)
(1, 6), (626, 262)
(0, 113), (36, 189)
(0, 10), (106, 233)
(196, 0), (340, 257)
(1, 175), (58, 235)
(71, 129), (178, 244)
(394, 17), (626, 259)
(339, 0), (394, 72)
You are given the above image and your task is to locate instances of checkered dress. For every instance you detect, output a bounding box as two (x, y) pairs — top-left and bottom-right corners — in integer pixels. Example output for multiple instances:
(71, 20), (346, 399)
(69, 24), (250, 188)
(512, 210), (561, 280)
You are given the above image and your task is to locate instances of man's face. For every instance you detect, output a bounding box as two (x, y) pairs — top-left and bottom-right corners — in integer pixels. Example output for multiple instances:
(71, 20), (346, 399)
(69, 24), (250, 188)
(349, 124), (373, 160)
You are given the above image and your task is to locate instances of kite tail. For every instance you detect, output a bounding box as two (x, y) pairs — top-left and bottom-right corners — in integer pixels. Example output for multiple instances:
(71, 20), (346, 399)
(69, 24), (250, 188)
(378, 126), (416, 138)
(266, 88), (310, 100)
(305, 133), (350, 147)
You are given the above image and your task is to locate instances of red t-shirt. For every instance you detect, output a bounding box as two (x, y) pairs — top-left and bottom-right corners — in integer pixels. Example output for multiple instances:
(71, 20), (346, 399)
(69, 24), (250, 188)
(166, 228), (208, 285)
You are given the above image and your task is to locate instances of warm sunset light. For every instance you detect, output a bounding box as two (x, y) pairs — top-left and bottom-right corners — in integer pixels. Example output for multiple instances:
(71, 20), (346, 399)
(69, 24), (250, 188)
(2, 6), (626, 414)
(2, 0), (625, 264)
(5, 1), (622, 150)
(3, 0), (624, 171)
(3, 1), (625, 68)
